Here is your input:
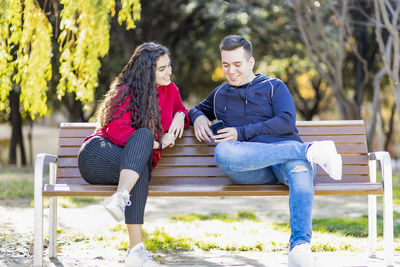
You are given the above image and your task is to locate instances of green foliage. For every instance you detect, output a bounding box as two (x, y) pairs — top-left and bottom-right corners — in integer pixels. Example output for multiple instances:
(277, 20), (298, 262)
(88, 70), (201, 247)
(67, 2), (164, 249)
(57, 0), (114, 103)
(0, 0), (140, 118)
(16, 0), (53, 119)
(1, 0), (52, 119)
(169, 211), (259, 222)
(0, 0), (22, 111)
(118, 0), (141, 29)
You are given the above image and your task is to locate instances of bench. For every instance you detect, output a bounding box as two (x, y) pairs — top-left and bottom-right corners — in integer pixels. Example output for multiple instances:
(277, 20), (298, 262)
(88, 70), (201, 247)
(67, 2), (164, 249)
(33, 120), (394, 266)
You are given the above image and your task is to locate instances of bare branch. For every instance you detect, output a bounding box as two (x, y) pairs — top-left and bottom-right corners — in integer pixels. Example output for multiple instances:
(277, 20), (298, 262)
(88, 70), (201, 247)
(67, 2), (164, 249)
(378, 0), (398, 36)
(293, 0), (335, 88)
(311, 3), (336, 64)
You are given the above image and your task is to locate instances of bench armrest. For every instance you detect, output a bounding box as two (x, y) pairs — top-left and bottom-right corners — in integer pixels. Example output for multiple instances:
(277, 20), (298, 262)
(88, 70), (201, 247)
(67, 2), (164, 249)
(368, 151), (392, 185)
(34, 153), (58, 186)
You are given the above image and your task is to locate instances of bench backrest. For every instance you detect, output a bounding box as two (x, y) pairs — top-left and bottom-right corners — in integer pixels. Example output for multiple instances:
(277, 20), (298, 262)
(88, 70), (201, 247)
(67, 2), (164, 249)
(56, 120), (369, 186)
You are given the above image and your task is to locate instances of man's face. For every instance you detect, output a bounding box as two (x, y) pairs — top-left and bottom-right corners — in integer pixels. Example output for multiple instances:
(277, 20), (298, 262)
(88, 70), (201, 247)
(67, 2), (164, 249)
(221, 47), (255, 86)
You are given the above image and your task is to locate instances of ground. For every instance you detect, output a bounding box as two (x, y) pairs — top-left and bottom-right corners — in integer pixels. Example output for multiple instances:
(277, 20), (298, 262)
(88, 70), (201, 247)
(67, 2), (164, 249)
(0, 124), (399, 266)
(0, 195), (399, 266)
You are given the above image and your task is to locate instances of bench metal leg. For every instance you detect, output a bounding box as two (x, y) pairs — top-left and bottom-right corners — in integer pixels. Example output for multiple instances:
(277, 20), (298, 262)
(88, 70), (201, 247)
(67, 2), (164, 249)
(49, 163), (57, 258)
(369, 151), (394, 266)
(34, 155), (45, 267)
(368, 160), (377, 257)
(381, 154), (394, 266)
(33, 153), (57, 267)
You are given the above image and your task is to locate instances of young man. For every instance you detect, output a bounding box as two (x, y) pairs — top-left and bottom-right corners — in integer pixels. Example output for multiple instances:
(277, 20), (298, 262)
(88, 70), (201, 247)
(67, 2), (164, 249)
(188, 35), (342, 266)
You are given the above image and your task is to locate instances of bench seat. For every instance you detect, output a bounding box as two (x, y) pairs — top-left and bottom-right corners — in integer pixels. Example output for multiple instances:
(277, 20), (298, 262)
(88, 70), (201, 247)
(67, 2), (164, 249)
(42, 183), (384, 197)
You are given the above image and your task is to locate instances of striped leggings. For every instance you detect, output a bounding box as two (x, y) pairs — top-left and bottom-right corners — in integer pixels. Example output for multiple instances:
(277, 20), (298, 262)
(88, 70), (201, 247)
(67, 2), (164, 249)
(78, 128), (154, 224)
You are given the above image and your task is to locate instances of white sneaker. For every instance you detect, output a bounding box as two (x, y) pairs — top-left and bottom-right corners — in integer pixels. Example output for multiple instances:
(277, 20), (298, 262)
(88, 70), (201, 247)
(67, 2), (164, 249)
(306, 140), (342, 180)
(103, 191), (131, 222)
(288, 243), (317, 267)
(125, 242), (159, 267)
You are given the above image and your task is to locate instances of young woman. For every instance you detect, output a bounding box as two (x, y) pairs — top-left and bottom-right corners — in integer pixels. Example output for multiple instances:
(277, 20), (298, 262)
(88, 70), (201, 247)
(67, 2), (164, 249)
(78, 42), (189, 266)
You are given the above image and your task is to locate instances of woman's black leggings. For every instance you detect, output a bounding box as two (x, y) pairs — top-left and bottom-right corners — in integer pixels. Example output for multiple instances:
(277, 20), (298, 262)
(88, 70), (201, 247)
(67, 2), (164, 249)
(78, 128), (154, 224)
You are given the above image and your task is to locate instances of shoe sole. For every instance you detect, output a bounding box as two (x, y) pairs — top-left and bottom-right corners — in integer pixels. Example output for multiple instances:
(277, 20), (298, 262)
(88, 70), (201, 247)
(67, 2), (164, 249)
(103, 197), (124, 222)
(320, 153), (342, 180)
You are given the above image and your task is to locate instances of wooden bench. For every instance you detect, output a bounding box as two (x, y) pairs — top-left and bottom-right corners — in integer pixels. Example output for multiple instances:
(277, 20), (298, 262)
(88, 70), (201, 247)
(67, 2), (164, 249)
(33, 120), (394, 266)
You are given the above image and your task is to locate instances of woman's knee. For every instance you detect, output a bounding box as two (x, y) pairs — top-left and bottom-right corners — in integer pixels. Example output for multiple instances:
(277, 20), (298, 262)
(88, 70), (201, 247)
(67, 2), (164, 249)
(134, 128), (153, 139)
(128, 128), (154, 146)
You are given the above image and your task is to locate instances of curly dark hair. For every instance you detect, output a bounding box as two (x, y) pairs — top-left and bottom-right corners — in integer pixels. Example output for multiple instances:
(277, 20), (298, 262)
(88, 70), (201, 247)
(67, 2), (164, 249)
(97, 42), (169, 138)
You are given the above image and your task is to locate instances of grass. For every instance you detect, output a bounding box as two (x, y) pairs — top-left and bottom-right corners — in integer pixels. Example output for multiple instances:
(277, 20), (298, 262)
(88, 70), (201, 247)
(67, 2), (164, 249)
(0, 168), (99, 206)
(0, 168), (34, 199)
(393, 186), (400, 204)
(274, 211), (400, 239)
(143, 228), (193, 252)
(169, 211), (259, 222)
(0, 179), (34, 199)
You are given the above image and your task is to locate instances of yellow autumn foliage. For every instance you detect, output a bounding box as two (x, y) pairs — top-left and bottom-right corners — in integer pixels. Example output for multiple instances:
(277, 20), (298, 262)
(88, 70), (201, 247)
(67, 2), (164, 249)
(0, 0), (141, 119)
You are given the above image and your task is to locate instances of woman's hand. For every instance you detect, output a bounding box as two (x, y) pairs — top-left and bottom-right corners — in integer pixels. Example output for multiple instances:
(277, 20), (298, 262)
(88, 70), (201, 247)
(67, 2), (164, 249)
(153, 140), (160, 149)
(161, 132), (175, 148)
(168, 112), (186, 139)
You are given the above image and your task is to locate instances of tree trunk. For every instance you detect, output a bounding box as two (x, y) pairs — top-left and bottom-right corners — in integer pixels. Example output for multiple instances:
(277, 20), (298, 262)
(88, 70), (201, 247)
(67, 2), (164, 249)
(384, 103), (396, 152)
(332, 87), (361, 119)
(367, 68), (386, 151)
(8, 90), (27, 166)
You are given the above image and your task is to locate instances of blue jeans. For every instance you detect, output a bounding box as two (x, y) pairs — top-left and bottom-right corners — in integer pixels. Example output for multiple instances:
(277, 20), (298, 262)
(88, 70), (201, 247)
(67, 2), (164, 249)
(214, 140), (316, 250)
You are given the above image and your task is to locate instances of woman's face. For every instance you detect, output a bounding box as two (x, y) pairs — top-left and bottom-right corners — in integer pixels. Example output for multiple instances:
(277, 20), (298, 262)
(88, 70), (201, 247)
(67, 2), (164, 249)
(155, 54), (172, 87)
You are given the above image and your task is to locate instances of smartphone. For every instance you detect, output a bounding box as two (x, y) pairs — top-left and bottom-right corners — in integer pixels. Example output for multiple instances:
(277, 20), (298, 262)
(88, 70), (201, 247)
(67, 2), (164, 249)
(210, 120), (225, 135)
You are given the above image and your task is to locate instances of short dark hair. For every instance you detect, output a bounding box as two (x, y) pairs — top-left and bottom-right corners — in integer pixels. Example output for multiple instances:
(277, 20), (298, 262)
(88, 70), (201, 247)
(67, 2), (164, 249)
(219, 35), (252, 59)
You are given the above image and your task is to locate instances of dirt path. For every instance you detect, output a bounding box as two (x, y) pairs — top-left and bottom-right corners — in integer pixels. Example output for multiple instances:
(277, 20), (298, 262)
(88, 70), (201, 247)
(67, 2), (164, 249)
(0, 196), (398, 266)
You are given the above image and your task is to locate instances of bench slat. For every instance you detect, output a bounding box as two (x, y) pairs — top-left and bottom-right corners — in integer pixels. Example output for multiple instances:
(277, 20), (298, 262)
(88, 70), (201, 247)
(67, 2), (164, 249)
(43, 182), (382, 197)
(57, 154), (369, 168)
(58, 134), (367, 147)
(56, 177), (234, 185)
(58, 124), (366, 139)
(57, 164), (369, 179)
(300, 135), (366, 143)
(297, 125), (365, 135)
(55, 175), (371, 185)
(57, 143), (367, 157)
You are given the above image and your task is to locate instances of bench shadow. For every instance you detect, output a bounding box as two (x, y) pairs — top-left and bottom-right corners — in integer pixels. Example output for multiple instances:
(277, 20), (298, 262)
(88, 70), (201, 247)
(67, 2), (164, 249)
(49, 257), (64, 266)
(160, 252), (275, 267)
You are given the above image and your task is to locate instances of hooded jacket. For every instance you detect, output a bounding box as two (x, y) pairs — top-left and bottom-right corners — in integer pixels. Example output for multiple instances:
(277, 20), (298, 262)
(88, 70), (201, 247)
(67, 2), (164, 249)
(189, 74), (302, 144)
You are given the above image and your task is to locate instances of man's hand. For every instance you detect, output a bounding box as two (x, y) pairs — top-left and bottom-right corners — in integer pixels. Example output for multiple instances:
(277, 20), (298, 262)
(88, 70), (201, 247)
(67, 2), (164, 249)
(168, 112), (185, 138)
(193, 115), (212, 142)
(213, 127), (238, 143)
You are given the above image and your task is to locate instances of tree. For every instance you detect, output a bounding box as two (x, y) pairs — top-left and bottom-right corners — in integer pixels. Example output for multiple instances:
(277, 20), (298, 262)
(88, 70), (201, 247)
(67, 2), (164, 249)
(290, 0), (370, 120)
(372, 0), (400, 151)
(0, 0), (140, 165)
